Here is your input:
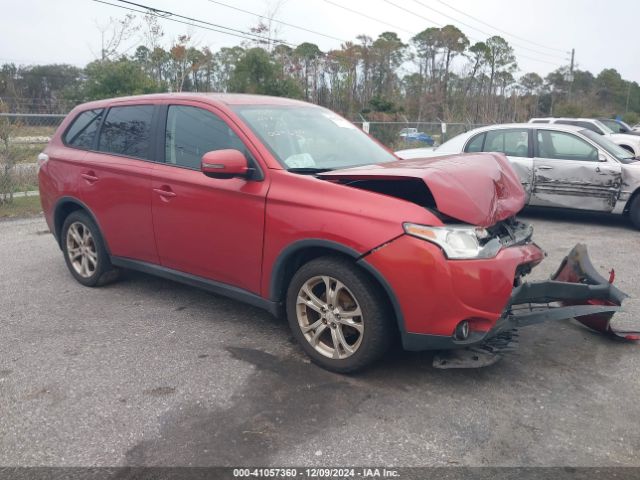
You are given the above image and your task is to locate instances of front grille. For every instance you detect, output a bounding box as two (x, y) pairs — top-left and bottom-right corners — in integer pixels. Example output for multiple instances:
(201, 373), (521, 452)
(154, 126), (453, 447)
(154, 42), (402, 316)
(485, 217), (533, 248)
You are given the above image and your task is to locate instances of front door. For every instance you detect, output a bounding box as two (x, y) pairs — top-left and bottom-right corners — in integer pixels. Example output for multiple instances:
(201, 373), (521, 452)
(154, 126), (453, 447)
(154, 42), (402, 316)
(530, 129), (622, 212)
(150, 103), (269, 294)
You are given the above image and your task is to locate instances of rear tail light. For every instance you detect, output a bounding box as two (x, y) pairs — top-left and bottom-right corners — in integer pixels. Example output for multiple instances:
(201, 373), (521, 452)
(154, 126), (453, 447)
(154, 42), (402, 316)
(37, 153), (49, 170)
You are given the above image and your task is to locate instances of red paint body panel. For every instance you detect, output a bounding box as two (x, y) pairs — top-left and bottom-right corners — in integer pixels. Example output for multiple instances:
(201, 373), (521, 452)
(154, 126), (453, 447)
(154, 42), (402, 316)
(151, 163), (268, 293)
(365, 235), (545, 335)
(80, 151), (158, 264)
(260, 169), (441, 297)
(320, 152), (526, 227)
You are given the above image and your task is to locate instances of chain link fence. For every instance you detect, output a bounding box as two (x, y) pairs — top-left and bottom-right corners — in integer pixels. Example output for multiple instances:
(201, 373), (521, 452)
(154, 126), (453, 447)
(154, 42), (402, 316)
(0, 113), (66, 200)
(352, 121), (487, 150)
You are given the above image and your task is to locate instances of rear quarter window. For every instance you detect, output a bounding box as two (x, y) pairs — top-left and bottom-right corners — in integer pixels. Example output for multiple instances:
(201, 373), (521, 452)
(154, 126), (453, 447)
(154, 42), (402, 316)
(97, 105), (154, 160)
(63, 109), (104, 149)
(464, 132), (485, 152)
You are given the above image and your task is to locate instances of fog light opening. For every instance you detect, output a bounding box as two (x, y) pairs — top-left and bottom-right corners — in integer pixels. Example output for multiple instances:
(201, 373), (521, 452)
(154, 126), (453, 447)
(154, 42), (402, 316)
(454, 320), (470, 341)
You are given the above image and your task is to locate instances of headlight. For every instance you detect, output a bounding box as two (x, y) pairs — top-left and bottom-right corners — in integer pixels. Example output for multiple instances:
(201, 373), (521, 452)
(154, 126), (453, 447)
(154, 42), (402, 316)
(403, 222), (502, 259)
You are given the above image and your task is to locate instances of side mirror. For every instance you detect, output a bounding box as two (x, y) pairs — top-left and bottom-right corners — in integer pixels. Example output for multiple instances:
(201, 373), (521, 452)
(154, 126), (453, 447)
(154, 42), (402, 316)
(598, 152), (607, 162)
(201, 149), (249, 178)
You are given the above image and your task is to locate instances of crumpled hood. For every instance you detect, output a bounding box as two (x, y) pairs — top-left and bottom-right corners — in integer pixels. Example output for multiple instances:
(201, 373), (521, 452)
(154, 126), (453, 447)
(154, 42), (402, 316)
(319, 152), (526, 227)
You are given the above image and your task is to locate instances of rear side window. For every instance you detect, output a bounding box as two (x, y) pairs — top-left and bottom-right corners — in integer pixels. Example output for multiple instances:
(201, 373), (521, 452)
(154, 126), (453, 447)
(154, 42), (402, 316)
(536, 130), (598, 161)
(530, 120), (549, 124)
(579, 122), (602, 134)
(165, 105), (246, 169)
(483, 129), (529, 157)
(64, 109), (103, 149)
(464, 133), (485, 152)
(98, 105), (154, 160)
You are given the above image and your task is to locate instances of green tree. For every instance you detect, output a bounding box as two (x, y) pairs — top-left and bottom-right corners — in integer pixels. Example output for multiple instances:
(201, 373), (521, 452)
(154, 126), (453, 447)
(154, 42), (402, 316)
(293, 42), (322, 101)
(83, 59), (159, 101)
(228, 48), (301, 98)
(439, 25), (469, 119)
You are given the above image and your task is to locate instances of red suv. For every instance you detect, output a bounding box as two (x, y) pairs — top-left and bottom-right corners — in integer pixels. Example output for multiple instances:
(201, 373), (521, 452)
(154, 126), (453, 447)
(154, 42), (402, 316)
(39, 94), (628, 372)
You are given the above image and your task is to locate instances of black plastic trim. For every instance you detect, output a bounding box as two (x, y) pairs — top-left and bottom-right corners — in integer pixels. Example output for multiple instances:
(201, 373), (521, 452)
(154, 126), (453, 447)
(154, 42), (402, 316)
(52, 196), (110, 253)
(268, 238), (407, 338)
(111, 257), (280, 316)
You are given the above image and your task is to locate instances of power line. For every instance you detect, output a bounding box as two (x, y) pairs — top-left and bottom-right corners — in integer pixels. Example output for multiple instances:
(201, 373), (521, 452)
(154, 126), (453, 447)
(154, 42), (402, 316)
(434, 0), (567, 54)
(91, 0), (295, 47)
(409, 0), (567, 61)
(114, 0), (294, 45)
(204, 0), (347, 44)
(381, 0), (563, 67)
(321, 0), (415, 36)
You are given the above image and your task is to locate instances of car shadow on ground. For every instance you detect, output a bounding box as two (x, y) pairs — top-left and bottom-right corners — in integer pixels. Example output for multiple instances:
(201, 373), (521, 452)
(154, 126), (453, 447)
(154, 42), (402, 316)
(115, 268), (635, 466)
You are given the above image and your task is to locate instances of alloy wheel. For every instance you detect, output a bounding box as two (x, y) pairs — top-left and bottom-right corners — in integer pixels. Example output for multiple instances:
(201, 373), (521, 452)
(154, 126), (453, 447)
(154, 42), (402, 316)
(66, 221), (98, 278)
(296, 275), (364, 359)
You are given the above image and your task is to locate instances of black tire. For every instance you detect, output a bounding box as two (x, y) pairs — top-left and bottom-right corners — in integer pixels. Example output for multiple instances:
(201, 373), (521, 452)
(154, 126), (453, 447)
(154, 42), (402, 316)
(61, 210), (119, 287)
(286, 255), (393, 373)
(629, 195), (640, 230)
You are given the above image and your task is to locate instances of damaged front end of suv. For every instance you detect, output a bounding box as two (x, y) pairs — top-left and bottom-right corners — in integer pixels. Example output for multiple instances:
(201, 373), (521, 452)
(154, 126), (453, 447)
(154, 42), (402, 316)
(321, 152), (636, 369)
(433, 242), (633, 368)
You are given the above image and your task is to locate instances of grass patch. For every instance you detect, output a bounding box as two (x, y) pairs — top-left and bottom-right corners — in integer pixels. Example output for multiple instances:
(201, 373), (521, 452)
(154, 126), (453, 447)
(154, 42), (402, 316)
(11, 144), (46, 164)
(0, 195), (42, 219)
(13, 125), (58, 137)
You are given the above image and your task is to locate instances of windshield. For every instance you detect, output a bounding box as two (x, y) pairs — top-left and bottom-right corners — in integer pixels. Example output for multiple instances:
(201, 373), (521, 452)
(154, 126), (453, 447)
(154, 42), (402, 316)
(593, 119), (615, 134)
(232, 105), (397, 170)
(600, 119), (621, 132)
(580, 129), (637, 163)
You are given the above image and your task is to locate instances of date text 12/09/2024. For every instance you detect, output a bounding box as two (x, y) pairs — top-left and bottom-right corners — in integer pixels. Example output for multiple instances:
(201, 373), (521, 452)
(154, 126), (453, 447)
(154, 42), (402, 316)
(233, 468), (400, 478)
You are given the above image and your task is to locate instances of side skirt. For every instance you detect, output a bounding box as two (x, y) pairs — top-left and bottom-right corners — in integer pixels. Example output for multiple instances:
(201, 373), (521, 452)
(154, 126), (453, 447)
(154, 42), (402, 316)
(110, 256), (281, 317)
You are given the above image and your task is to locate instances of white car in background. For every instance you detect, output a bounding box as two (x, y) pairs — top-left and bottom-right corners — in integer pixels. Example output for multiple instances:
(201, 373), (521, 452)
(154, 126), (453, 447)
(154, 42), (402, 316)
(529, 118), (640, 156)
(395, 123), (640, 228)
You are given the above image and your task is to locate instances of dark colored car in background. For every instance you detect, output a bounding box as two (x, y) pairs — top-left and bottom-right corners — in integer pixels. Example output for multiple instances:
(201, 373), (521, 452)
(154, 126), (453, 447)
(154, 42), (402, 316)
(599, 118), (640, 136)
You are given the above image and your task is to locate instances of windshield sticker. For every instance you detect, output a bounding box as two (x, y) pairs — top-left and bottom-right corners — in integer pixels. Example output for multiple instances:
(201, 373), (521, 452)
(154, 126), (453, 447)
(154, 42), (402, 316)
(284, 153), (316, 168)
(322, 113), (357, 130)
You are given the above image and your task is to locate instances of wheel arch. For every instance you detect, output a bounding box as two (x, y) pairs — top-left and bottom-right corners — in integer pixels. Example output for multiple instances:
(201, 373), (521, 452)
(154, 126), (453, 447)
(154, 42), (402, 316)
(269, 239), (406, 335)
(53, 197), (109, 253)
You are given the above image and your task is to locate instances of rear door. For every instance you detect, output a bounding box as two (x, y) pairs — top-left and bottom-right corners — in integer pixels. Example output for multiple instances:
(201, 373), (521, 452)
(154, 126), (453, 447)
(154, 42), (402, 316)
(80, 104), (158, 263)
(465, 128), (534, 203)
(530, 129), (621, 211)
(150, 102), (269, 294)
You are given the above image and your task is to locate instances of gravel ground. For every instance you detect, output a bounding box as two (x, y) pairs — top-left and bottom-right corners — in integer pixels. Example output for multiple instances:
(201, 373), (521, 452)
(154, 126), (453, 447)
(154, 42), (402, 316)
(0, 210), (639, 467)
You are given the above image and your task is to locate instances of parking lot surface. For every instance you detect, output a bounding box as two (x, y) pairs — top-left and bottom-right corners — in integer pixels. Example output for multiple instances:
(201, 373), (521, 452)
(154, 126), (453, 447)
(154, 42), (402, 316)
(1, 210), (639, 467)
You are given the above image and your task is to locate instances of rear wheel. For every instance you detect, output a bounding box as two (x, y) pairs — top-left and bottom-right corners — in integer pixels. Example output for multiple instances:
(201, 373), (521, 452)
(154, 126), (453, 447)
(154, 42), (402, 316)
(61, 211), (119, 287)
(286, 256), (393, 373)
(629, 195), (640, 230)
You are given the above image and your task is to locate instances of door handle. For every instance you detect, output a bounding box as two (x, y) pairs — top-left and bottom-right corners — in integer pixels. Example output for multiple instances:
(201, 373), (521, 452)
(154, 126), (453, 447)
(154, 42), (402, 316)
(80, 171), (99, 183)
(537, 165), (553, 170)
(153, 187), (177, 198)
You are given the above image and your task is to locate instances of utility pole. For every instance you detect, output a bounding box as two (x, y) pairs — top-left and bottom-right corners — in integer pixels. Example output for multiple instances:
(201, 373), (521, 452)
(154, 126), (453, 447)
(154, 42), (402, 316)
(568, 48), (575, 101)
(570, 48), (575, 75)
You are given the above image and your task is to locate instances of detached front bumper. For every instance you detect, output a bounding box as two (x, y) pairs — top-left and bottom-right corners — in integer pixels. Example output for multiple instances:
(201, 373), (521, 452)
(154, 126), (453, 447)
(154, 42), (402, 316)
(433, 244), (637, 368)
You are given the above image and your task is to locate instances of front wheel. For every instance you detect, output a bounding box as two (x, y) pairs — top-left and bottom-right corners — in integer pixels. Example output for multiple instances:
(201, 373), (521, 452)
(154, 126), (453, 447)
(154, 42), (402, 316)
(286, 256), (393, 373)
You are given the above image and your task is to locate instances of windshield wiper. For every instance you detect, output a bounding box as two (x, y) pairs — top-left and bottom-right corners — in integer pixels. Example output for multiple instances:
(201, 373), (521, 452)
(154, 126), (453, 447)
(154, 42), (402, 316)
(286, 167), (334, 174)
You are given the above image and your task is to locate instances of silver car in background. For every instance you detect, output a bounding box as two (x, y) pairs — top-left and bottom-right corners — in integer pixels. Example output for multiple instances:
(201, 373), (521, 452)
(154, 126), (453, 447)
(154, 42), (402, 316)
(396, 123), (640, 229)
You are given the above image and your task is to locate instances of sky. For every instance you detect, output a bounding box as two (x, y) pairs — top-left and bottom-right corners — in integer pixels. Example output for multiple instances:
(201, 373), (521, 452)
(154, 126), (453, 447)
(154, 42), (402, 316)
(2, 0), (639, 82)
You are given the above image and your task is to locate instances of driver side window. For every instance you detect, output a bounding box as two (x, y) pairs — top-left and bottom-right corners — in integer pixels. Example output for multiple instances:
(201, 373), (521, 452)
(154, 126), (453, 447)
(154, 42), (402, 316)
(536, 130), (598, 161)
(165, 105), (246, 169)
